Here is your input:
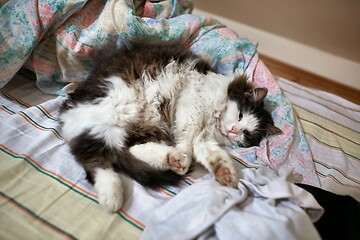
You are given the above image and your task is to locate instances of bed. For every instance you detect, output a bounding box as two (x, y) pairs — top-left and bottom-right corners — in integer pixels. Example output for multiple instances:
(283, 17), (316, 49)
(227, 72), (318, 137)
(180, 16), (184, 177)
(1, 1), (359, 239)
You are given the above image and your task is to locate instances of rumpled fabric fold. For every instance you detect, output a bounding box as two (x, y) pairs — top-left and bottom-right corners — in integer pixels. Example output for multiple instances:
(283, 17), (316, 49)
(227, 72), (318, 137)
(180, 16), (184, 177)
(141, 167), (323, 240)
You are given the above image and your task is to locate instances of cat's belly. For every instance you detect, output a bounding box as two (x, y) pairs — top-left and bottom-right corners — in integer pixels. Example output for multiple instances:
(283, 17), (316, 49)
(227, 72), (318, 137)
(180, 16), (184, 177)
(61, 76), (142, 148)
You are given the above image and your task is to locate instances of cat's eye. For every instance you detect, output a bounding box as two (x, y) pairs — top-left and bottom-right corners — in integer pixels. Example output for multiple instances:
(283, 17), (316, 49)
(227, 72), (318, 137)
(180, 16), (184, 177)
(238, 112), (243, 121)
(243, 130), (249, 135)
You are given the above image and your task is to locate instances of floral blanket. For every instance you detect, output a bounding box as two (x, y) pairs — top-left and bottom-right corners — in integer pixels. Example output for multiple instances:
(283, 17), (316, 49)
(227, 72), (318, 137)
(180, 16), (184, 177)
(0, 0), (256, 94)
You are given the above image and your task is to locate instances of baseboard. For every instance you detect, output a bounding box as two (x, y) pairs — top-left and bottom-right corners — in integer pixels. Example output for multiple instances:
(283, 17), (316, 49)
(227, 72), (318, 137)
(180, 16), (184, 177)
(260, 55), (360, 105)
(193, 9), (360, 91)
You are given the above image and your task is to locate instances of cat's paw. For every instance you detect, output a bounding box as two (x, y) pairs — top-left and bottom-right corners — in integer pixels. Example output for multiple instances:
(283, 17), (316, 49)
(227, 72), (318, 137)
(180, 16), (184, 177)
(215, 165), (238, 187)
(94, 168), (124, 213)
(167, 149), (191, 175)
(97, 188), (123, 213)
(208, 155), (238, 187)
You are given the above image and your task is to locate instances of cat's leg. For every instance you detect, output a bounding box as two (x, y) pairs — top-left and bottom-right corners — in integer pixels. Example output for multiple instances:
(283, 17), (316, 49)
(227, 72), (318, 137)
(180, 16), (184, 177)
(129, 142), (190, 175)
(173, 111), (198, 166)
(127, 124), (192, 175)
(193, 133), (238, 187)
(67, 132), (126, 213)
(92, 167), (124, 213)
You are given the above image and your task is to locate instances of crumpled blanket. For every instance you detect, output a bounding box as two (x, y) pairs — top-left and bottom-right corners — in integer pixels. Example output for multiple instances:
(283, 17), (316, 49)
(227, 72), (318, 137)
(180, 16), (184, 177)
(0, 0), (320, 185)
(0, 0), (256, 94)
(141, 167), (324, 240)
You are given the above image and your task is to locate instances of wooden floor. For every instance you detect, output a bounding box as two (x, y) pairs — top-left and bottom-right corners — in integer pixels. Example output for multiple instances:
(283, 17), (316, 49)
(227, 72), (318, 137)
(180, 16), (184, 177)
(260, 55), (360, 105)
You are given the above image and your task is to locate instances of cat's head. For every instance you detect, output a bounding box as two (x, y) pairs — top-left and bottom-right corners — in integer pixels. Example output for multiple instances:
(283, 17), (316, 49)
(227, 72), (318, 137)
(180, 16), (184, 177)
(219, 75), (282, 147)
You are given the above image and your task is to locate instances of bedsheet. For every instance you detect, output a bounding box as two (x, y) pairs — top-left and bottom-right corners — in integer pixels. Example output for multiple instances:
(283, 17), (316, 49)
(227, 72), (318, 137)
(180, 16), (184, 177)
(0, 60), (319, 239)
(277, 78), (360, 201)
(1, 72), (359, 240)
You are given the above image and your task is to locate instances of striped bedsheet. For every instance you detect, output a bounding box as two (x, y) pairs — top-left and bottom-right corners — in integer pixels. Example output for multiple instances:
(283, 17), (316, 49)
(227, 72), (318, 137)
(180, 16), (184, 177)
(0, 73), (359, 239)
(0, 91), (151, 239)
(277, 78), (360, 201)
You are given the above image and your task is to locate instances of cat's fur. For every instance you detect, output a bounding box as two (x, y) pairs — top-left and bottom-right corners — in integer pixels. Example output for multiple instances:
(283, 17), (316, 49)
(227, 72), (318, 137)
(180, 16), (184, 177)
(59, 42), (282, 212)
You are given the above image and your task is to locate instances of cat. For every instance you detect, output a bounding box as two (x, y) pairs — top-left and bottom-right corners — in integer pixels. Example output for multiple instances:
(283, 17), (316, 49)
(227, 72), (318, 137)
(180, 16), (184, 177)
(59, 41), (282, 212)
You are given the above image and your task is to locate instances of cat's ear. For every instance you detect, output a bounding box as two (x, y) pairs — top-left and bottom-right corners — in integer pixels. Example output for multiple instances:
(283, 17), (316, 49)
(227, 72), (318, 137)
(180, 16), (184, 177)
(247, 88), (268, 104)
(266, 123), (283, 136)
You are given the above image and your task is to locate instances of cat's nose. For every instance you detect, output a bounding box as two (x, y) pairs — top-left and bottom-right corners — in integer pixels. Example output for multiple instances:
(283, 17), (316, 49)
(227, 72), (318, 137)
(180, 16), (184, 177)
(229, 126), (238, 134)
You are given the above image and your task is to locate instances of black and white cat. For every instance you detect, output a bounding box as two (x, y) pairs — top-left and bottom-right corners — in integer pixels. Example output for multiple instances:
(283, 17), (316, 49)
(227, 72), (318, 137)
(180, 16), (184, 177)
(59, 42), (282, 212)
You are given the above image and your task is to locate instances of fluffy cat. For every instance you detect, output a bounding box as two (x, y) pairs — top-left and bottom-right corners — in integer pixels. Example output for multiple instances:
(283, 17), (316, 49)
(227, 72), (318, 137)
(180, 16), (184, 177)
(59, 42), (282, 212)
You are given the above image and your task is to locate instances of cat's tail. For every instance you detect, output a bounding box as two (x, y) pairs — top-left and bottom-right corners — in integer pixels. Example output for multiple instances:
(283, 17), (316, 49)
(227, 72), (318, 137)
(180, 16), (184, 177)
(111, 149), (184, 189)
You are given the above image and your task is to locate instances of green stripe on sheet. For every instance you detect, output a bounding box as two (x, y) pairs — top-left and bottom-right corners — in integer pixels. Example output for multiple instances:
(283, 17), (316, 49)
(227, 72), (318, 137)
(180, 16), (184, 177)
(293, 106), (360, 160)
(35, 104), (59, 121)
(293, 104), (360, 195)
(313, 159), (360, 186)
(18, 111), (63, 139)
(0, 192), (77, 240)
(0, 146), (143, 238)
(1, 105), (16, 115)
(316, 170), (360, 191)
(316, 171), (345, 185)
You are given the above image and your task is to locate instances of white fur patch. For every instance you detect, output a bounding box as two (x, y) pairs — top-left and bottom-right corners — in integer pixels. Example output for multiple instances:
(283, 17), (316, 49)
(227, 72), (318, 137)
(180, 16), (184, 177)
(220, 100), (259, 144)
(94, 168), (123, 213)
(129, 142), (173, 169)
(238, 113), (259, 133)
(129, 142), (191, 175)
(60, 76), (140, 148)
(221, 101), (239, 132)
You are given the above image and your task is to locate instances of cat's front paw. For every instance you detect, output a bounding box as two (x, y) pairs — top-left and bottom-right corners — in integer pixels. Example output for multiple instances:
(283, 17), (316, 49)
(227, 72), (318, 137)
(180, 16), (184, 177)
(167, 149), (191, 175)
(208, 155), (238, 187)
(215, 165), (238, 187)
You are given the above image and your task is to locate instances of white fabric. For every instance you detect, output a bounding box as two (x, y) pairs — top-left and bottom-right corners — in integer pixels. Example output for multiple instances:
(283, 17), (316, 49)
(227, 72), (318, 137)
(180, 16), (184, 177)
(141, 167), (323, 240)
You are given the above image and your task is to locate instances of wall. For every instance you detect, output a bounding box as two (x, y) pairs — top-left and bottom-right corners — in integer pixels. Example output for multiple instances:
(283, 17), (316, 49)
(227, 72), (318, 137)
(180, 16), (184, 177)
(193, 0), (360, 90)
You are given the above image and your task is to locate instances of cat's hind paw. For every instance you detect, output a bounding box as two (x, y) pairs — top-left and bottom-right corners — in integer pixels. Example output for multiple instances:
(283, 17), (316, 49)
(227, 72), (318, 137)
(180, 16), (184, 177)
(94, 168), (124, 213)
(97, 189), (123, 213)
(167, 150), (191, 175)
